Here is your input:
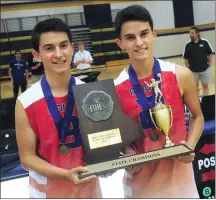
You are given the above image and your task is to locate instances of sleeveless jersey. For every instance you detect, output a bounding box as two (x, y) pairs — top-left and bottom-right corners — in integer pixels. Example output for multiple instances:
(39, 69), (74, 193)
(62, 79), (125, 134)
(18, 77), (102, 198)
(114, 59), (199, 198)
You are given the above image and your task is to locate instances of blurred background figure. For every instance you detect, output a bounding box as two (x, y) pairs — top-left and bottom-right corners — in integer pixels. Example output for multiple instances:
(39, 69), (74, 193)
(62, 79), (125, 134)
(73, 41), (93, 70)
(8, 50), (28, 99)
(72, 41), (100, 83)
(28, 53), (44, 84)
(183, 26), (214, 95)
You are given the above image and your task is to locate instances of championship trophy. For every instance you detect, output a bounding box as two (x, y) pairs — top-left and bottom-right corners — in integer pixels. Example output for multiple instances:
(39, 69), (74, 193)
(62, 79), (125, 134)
(72, 78), (193, 179)
(146, 74), (174, 148)
(73, 79), (144, 178)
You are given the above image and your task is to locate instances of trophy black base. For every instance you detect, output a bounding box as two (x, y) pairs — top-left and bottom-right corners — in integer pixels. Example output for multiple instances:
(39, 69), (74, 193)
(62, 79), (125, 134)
(78, 144), (193, 179)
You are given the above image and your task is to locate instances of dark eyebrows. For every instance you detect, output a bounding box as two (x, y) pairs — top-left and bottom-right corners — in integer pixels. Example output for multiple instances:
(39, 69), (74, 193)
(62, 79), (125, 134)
(141, 29), (150, 33)
(123, 28), (150, 38)
(42, 44), (53, 49)
(124, 34), (134, 38)
(60, 40), (70, 44)
(42, 40), (70, 48)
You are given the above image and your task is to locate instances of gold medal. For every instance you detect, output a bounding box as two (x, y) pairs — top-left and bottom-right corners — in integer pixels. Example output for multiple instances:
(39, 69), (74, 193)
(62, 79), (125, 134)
(59, 145), (69, 155)
(149, 132), (159, 142)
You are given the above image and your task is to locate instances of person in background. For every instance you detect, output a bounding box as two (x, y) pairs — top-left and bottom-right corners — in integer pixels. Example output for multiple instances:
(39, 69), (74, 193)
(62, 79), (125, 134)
(183, 26), (214, 95)
(73, 41), (100, 83)
(73, 41), (93, 70)
(28, 53), (44, 84)
(8, 50), (28, 99)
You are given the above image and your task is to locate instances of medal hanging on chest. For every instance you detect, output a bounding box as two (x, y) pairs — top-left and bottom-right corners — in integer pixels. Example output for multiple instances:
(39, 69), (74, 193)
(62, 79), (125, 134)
(129, 58), (174, 147)
(149, 132), (159, 142)
(41, 75), (76, 155)
(59, 144), (69, 155)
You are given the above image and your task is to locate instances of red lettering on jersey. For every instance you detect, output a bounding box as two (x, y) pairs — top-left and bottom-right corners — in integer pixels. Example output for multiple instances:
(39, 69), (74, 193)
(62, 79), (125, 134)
(65, 135), (75, 143)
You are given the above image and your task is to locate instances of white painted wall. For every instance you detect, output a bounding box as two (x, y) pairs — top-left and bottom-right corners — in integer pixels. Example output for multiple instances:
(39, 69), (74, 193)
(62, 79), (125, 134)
(193, 1), (215, 25)
(2, 1), (215, 27)
(1, 5), (84, 19)
(154, 30), (215, 58)
(110, 1), (175, 30)
(1, 1), (215, 59)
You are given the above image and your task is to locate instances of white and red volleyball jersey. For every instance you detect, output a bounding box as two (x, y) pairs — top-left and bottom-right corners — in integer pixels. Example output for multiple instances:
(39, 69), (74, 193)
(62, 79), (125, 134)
(114, 59), (199, 198)
(18, 77), (102, 198)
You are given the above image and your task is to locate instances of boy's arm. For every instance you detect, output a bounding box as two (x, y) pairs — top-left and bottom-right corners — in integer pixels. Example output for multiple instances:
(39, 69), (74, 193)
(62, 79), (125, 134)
(15, 100), (96, 184)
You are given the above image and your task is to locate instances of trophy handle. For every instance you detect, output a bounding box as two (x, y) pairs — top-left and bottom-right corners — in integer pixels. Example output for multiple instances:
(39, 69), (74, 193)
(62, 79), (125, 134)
(169, 106), (173, 129)
(149, 109), (161, 131)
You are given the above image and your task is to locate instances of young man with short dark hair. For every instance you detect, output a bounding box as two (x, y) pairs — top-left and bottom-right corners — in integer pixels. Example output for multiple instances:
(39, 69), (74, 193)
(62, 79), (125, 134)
(15, 18), (102, 198)
(28, 53), (44, 84)
(114, 5), (204, 198)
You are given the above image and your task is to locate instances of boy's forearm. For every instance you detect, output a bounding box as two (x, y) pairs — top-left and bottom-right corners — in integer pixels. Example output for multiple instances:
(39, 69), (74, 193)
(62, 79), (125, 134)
(21, 154), (69, 181)
(187, 114), (204, 149)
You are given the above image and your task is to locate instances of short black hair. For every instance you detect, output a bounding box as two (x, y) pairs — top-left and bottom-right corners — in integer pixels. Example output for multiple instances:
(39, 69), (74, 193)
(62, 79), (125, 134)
(114, 5), (154, 39)
(14, 50), (21, 54)
(190, 26), (200, 37)
(32, 18), (72, 52)
(190, 26), (199, 33)
(78, 41), (84, 45)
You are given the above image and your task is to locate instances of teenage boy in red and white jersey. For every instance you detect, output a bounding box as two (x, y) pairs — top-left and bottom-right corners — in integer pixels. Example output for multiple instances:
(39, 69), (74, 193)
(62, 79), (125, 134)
(114, 5), (204, 198)
(15, 18), (102, 198)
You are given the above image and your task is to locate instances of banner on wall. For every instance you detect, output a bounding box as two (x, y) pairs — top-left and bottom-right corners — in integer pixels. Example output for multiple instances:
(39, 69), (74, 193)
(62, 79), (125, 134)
(193, 131), (215, 199)
(187, 95), (215, 199)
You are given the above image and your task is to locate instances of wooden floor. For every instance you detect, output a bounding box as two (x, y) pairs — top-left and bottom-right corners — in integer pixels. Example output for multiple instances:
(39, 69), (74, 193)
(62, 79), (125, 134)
(0, 57), (215, 99)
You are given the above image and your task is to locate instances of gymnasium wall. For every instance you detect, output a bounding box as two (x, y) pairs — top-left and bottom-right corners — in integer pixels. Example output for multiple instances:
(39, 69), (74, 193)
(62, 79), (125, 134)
(0, 0), (215, 78)
(193, 1), (215, 25)
(1, 5), (84, 18)
(154, 29), (215, 58)
(108, 0), (215, 59)
(110, 1), (175, 29)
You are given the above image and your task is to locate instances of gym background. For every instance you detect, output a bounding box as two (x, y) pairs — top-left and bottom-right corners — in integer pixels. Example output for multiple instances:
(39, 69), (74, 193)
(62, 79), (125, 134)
(0, 0), (215, 199)
(0, 0), (215, 77)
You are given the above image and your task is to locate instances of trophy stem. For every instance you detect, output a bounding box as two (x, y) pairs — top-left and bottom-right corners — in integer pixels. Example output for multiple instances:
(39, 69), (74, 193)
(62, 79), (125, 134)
(164, 136), (174, 148)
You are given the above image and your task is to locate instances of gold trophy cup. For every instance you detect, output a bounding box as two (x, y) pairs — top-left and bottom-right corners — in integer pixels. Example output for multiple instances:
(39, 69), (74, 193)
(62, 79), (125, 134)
(145, 74), (174, 148)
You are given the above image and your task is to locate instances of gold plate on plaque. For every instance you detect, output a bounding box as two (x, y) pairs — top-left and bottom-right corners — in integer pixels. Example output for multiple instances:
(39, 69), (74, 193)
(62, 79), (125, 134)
(88, 128), (122, 149)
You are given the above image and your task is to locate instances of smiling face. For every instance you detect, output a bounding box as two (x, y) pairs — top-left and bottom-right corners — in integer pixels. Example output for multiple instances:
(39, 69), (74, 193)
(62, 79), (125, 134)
(116, 21), (156, 62)
(32, 31), (74, 75)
